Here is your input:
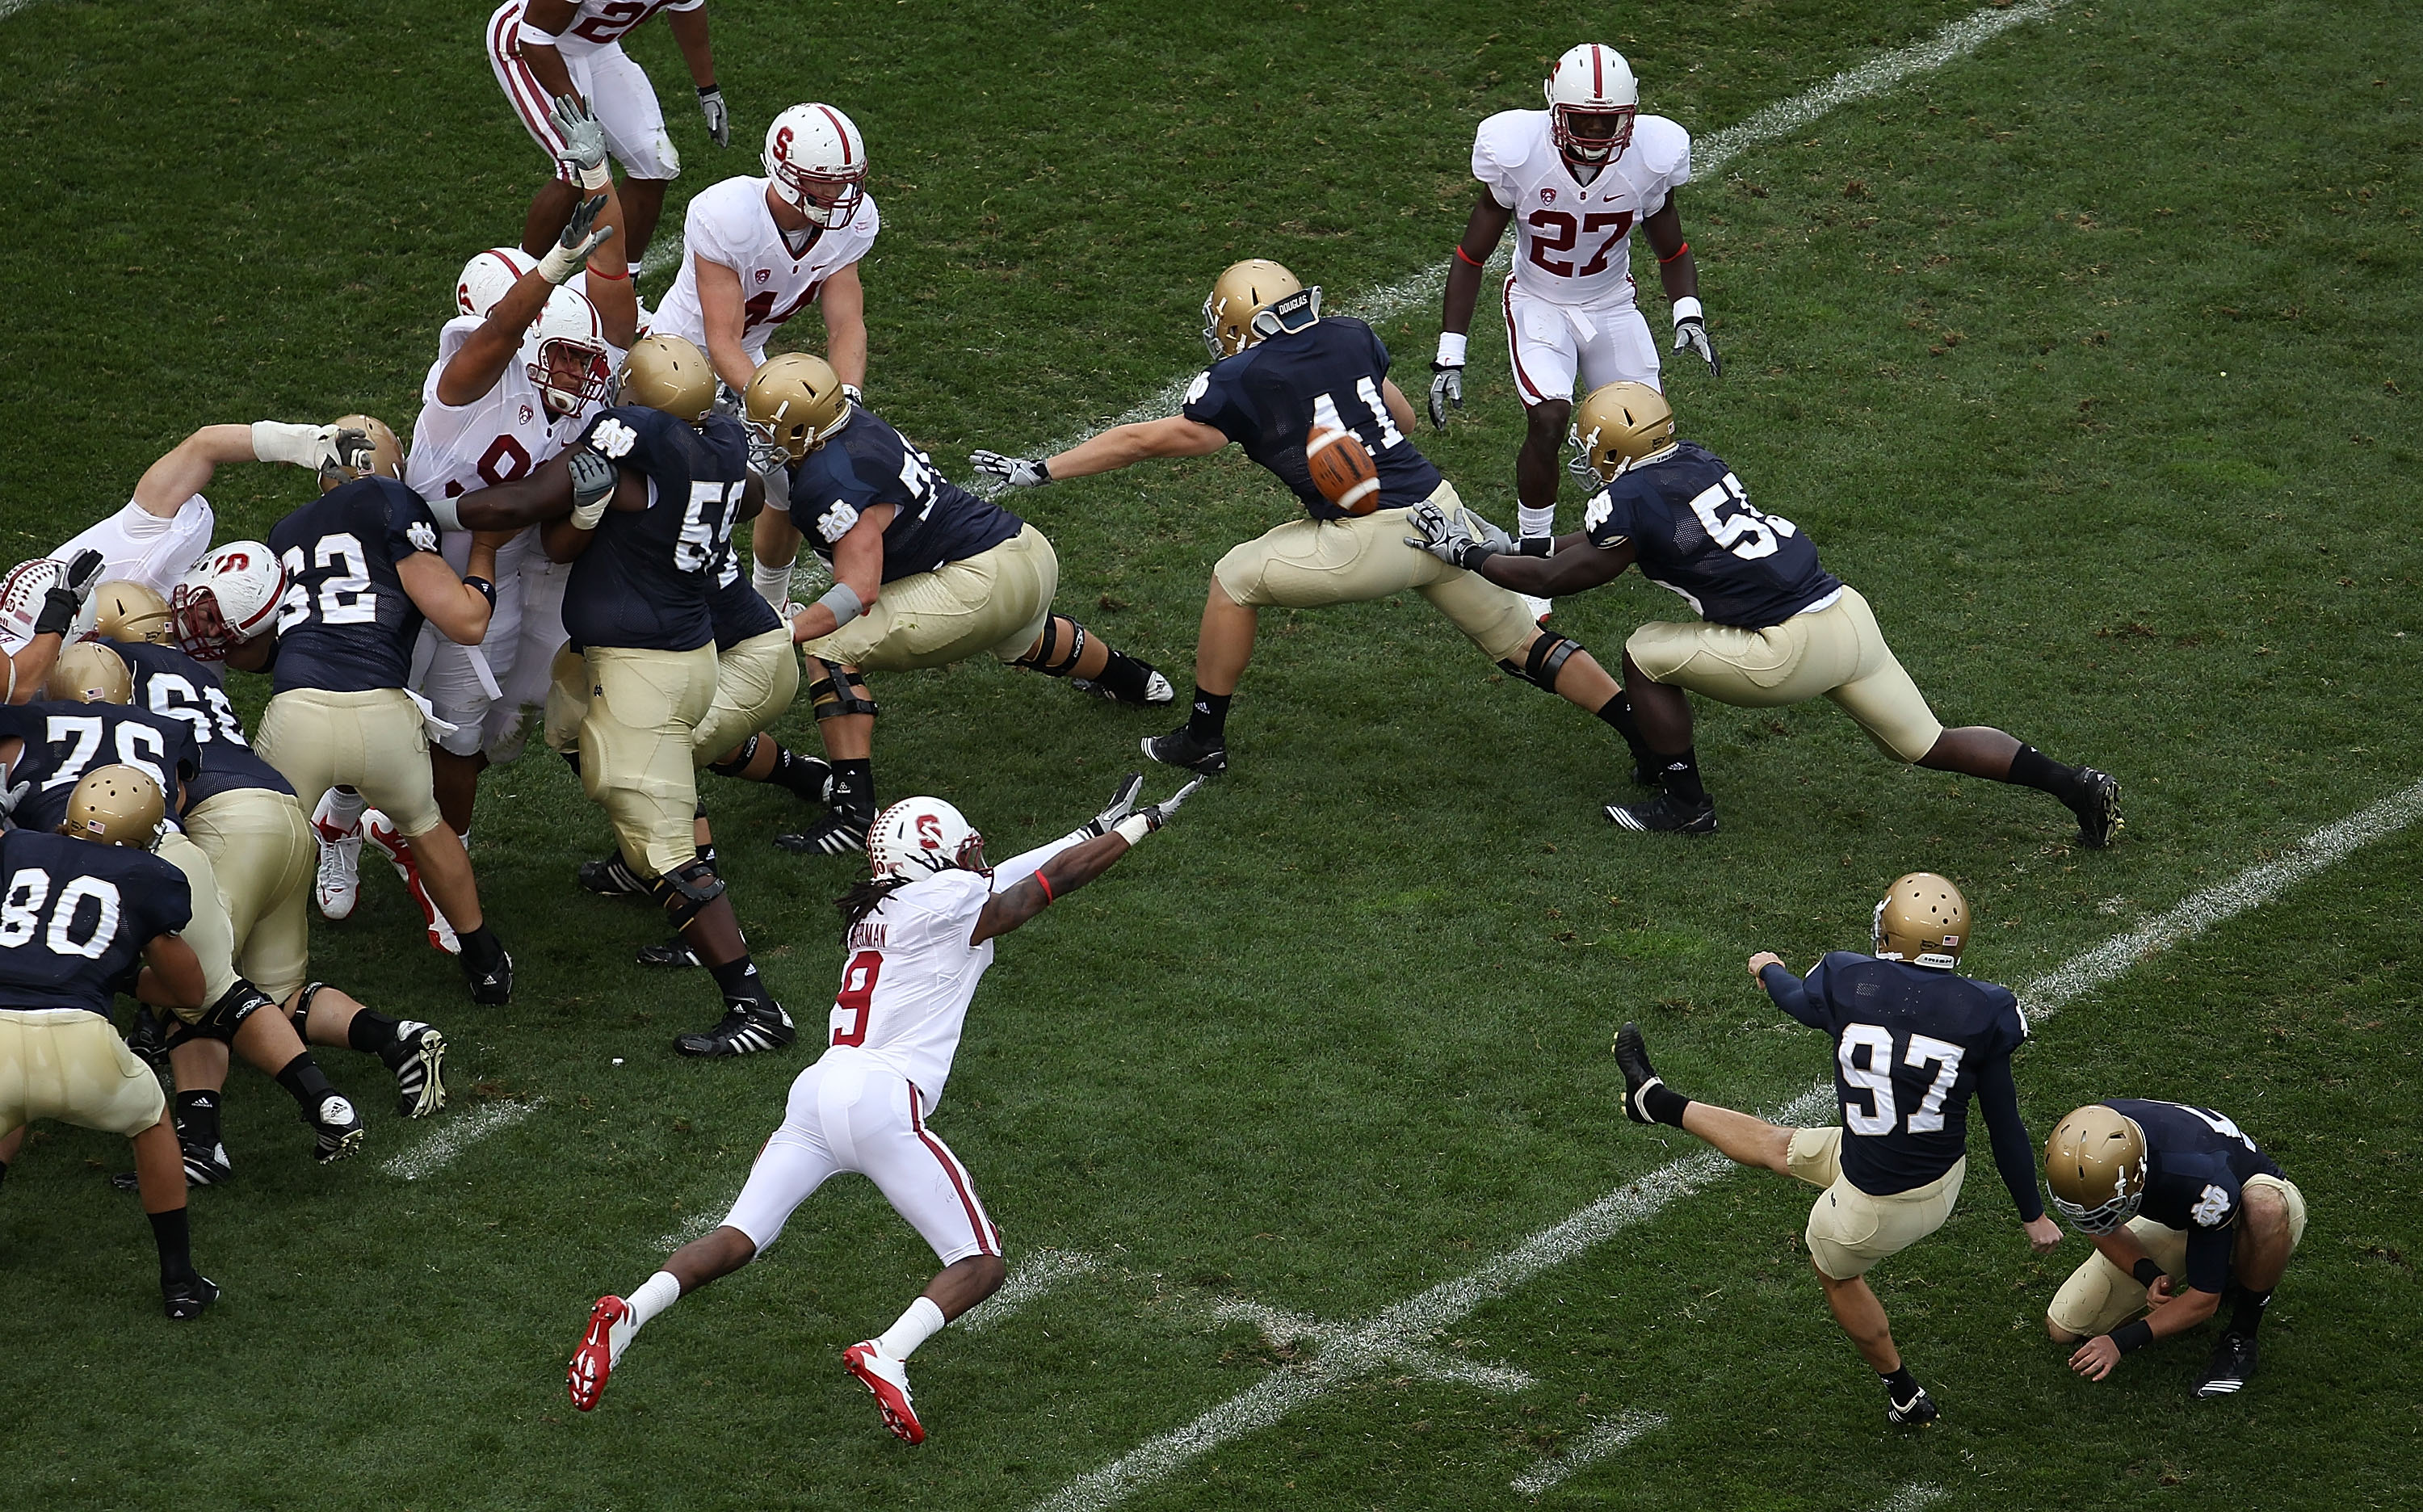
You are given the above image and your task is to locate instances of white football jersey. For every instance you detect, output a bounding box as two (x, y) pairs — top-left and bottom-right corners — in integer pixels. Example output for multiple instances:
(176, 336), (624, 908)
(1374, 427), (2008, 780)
(535, 0), (701, 56)
(823, 867), (996, 1111)
(404, 316), (598, 503)
(650, 175), (881, 367)
(1475, 109), (1691, 308)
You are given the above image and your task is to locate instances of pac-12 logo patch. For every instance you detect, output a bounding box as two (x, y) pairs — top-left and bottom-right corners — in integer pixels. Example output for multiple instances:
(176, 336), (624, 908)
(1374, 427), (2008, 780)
(1540, 187), (1558, 204)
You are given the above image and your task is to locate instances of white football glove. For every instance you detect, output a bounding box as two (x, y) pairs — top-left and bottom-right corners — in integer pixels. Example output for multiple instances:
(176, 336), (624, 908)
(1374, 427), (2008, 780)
(537, 193), (611, 284)
(969, 450), (1051, 489)
(1112, 775), (1207, 841)
(696, 86), (730, 148)
(550, 94), (611, 190)
(566, 447), (618, 529)
(1671, 296), (1720, 376)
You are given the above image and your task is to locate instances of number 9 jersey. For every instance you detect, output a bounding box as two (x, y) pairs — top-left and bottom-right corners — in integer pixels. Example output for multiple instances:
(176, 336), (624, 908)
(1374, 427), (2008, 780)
(1582, 441), (1841, 628)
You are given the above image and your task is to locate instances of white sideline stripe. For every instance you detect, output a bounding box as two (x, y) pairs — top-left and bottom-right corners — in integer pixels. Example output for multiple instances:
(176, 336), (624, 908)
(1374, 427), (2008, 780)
(1035, 774), (2423, 1510)
(381, 1098), (542, 1181)
(653, 1193), (736, 1253)
(1511, 1410), (1669, 1497)
(1214, 1297), (1536, 1392)
(1872, 1484), (1949, 1512)
(960, 1249), (1103, 1333)
(974, 0), (2067, 495)
(637, 235), (685, 282)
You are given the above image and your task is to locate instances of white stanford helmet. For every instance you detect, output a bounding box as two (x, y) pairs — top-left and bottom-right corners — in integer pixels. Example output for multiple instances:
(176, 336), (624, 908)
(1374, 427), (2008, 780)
(457, 246), (537, 319)
(170, 540), (288, 662)
(1544, 44), (1640, 163)
(762, 103), (867, 229)
(867, 796), (985, 882)
(1, 558), (99, 649)
(520, 285), (613, 418)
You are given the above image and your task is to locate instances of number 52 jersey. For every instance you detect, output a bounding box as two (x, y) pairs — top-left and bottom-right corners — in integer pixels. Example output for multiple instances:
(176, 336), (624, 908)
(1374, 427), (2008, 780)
(1583, 441), (1841, 628)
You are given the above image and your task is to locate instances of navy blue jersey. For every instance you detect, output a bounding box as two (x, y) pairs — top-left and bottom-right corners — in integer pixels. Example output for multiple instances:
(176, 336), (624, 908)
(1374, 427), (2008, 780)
(2110, 1098), (2286, 1295)
(1763, 951), (2041, 1216)
(114, 642), (293, 808)
(267, 477), (442, 694)
(1181, 316), (1443, 521)
(1, 702), (200, 834)
(562, 406), (750, 653)
(1582, 442), (1843, 628)
(785, 408), (1023, 582)
(0, 830), (191, 1016)
(707, 537), (782, 649)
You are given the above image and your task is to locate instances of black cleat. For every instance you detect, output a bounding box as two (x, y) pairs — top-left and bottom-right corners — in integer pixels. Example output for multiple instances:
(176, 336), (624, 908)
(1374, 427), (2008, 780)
(380, 1022), (448, 1119)
(463, 947), (514, 1006)
(2071, 768), (2123, 849)
(637, 941), (702, 968)
(1611, 1022), (1670, 1126)
(1072, 667), (1178, 707)
(162, 1273), (220, 1321)
(310, 1094), (365, 1165)
(775, 808), (873, 856)
(126, 1006), (170, 1070)
(113, 1136), (233, 1194)
(1142, 724), (1228, 775)
(1605, 792), (1718, 834)
(2194, 1330), (2259, 1398)
(578, 850), (651, 897)
(1886, 1384), (1939, 1426)
(674, 1001), (796, 1058)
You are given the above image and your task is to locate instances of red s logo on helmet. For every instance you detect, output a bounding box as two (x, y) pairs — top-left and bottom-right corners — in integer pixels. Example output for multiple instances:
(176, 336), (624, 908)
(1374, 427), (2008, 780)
(774, 125), (793, 162)
(915, 813), (942, 850)
(216, 552), (250, 572)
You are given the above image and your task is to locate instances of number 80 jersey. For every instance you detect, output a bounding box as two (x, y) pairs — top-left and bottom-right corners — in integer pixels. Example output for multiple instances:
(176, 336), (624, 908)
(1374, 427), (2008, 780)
(1582, 441), (1841, 629)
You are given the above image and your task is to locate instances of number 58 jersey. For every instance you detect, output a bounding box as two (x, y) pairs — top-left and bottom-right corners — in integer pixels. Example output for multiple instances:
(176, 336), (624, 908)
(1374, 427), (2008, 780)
(1475, 107), (1690, 309)
(823, 868), (998, 1113)
(1582, 441), (1841, 629)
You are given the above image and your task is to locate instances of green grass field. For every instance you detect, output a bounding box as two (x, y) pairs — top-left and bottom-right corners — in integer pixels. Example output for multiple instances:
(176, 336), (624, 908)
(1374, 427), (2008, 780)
(3, 0), (2421, 1506)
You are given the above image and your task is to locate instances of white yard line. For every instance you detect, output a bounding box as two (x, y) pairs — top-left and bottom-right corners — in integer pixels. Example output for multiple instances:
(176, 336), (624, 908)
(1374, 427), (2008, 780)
(1035, 774), (2423, 1510)
(0, 1), (41, 22)
(652, 1193), (737, 1253)
(960, 1249), (1104, 1333)
(1511, 1411), (1669, 1497)
(1872, 1484), (1950, 1512)
(380, 1098), (542, 1182)
(637, 235), (686, 283)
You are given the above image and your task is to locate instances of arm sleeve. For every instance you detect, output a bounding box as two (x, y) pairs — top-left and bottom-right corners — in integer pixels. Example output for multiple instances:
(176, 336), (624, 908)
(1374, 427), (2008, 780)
(1760, 960), (1827, 1029)
(1976, 1053), (2046, 1221)
(987, 828), (1094, 891)
(2182, 1224), (2234, 1296)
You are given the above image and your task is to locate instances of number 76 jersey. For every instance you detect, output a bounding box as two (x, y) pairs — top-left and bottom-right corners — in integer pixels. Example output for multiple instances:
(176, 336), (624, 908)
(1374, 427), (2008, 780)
(823, 867), (999, 1114)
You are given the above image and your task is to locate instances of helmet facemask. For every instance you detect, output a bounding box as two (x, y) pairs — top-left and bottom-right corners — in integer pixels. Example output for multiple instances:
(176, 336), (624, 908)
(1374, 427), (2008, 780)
(1552, 105), (1636, 163)
(533, 335), (613, 418)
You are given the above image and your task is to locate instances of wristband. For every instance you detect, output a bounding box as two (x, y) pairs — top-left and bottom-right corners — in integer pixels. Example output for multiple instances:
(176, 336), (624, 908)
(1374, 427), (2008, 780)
(1113, 813), (1152, 845)
(577, 162), (611, 191)
(1453, 244), (1485, 268)
(1517, 536), (1554, 556)
(1032, 870), (1055, 903)
(462, 575), (498, 609)
(2131, 1258), (2165, 1288)
(2110, 1319), (2154, 1355)
(425, 495), (466, 531)
(697, 82), (720, 98)
(251, 420), (328, 468)
(815, 582), (863, 629)
(1434, 331), (1468, 367)
(1671, 296), (1705, 326)
(516, 21), (561, 48)
(1455, 543), (1501, 572)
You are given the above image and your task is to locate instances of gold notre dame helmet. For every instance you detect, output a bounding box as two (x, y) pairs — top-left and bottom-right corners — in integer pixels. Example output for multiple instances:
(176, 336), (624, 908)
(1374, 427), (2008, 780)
(1572, 382), (1677, 482)
(2044, 1104), (2150, 1234)
(46, 641), (132, 704)
(1202, 258), (1321, 359)
(92, 579), (174, 645)
(619, 334), (718, 424)
(61, 763), (166, 849)
(319, 414), (405, 493)
(1871, 872), (1969, 968)
(744, 352), (854, 461)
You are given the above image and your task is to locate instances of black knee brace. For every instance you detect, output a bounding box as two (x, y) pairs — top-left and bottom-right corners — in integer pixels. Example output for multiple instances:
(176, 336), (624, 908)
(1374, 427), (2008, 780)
(1013, 615), (1088, 678)
(1499, 632), (1582, 692)
(285, 981), (332, 1039)
(808, 666), (879, 720)
(168, 981), (277, 1048)
(653, 858), (727, 929)
(707, 733), (761, 777)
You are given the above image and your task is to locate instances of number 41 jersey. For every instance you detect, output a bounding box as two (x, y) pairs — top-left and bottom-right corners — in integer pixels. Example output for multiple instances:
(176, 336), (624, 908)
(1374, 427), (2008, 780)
(1583, 441), (1841, 628)
(825, 868), (999, 1114)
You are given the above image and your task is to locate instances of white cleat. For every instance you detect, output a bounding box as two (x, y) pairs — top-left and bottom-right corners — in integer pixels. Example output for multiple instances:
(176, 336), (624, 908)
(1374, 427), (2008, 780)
(842, 1340), (926, 1443)
(1522, 594), (1552, 624)
(364, 809), (460, 956)
(310, 794), (363, 921)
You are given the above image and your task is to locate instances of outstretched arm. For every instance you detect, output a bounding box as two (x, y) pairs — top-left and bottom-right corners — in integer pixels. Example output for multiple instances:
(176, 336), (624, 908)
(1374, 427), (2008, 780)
(1046, 416), (1227, 480)
(786, 505), (893, 644)
(970, 774), (1203, 944)
(1751, 952), (1829, 1030)
(1478, 533), (1635, 596)
(458, 448), (577, 531)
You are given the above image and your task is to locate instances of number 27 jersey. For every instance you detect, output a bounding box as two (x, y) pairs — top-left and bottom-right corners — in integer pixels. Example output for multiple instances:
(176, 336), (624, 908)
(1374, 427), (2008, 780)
(824, 868), (997, 1113)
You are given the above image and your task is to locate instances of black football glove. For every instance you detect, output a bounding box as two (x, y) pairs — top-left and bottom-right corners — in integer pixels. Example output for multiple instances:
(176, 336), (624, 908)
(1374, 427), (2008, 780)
(33, 549), (106, 636)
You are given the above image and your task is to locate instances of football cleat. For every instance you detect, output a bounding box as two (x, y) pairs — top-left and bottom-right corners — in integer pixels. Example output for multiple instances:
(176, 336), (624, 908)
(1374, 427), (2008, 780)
(2194, 1330), (2258, 1398)
(569, 1295), (638, 1411)
(1070, 669), (1178, 707)
(637, 941), (702, 968)
(311, 803), (363, 921)
(461, 947), (514, 1006)
(578, 850), (651, 898)
(1611, 1022), (1669, 1127)
(1886, 1383), (1939, 1426)
(842, 1340), (926, 1444)
(673, 1001), (796, 1058)
(310, 1094), (364, 1165)
(113, 1136), (232, 1193)
(775, 809), (872, 857)
(364, 810), (460, 954)
(380, 1021), (448, 1119)
(125, 1005), (170, 1069)
(1521, 593), (1552, 625)
(162, 1273), (220, 1321)
(1605, 792), (1718, 835)
(1142, 724), (1228, 775)
(2071, 767), (2123, 849)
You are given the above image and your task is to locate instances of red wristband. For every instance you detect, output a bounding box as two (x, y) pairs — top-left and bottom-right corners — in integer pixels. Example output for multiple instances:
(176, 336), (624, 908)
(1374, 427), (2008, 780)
(1454, 245), (1485, 268)
(1658, 241), (1690, 265)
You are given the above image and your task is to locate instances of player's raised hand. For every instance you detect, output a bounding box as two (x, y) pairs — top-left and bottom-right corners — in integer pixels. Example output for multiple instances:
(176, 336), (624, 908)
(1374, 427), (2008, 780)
(1746, 951), (1785, 979)
(697, 85), (731, 148)
(61, 548), (107, 598)
(1426, 359), (1463, 430)
(549, 94), (611, 190)
(540, 194), (613, 284)
(1136, 775), (1207, 832)
(1672, 298), (1721, 376)
(1404, 502), (1482, 569)
(566, 447), (619, 529)
(968, 451), (1051, 490)
(1084, 772), (1146, 838)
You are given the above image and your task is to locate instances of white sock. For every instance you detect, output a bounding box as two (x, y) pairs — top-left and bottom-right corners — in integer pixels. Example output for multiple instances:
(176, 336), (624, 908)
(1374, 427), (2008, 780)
(627, 258), (645, 280)
(876, 1296), (947, 1361)
(627, 1270), (682, 1329)
(750, 552), (796, 611)
(1518, 505), (1556, 541)
(319, 787), (367, 833)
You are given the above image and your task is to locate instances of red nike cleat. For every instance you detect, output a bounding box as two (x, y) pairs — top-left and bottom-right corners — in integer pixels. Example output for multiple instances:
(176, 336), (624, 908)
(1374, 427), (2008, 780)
(842, 1340), (925, 1443)
(569, 1295), (635, 1412)
(364, 809), (460, 955)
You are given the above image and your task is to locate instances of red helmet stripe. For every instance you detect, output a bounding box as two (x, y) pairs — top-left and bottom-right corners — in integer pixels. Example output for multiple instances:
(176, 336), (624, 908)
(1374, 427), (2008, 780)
(1591, 44), (1603, 99)
(815, 104), (854, 165)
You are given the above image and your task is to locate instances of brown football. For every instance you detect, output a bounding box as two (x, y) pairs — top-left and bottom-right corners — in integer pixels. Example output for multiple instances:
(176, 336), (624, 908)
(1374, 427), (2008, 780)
(1304, 425), (1381, 514)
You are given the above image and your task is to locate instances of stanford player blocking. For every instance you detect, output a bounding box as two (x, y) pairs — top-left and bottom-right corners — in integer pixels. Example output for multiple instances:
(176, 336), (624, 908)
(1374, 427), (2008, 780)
(565, 775), (1203, 1443)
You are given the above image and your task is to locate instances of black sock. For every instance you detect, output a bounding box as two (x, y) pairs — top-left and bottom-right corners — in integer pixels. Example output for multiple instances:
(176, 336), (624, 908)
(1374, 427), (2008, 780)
(1657, 748), (1709, 804)
(0, 1157), (9, 1187)
(2008, 743), (2087, 805)
(708, 954), (773, 1010)
(149, 1207), (197, 1283)
(345, 1009), (401, 1054)
(1640, 1082), (1692, 1128)
(2228, 1284), (2272, 1338)
(459, 925), (506, 972)
(1879, 1364), (1919, 1399)
(1186, 686), (1232, 743)
(272, 1053), (338, 1115)
(771, 746), (829, 801)
(1089, 649), (1160, 705)
(698, 842), (719, 870)
(829, 758), (875, 819)
(174, 1090), (222, 1149)
(1596, 692), (1655, 771)
(560, 749), (582, 778)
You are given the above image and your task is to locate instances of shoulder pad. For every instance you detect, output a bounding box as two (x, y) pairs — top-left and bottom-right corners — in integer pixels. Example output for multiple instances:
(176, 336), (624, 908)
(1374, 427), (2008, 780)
(1629, 114), (1692, 183)
(1473, 109), (1546, 177)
